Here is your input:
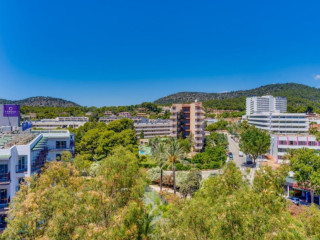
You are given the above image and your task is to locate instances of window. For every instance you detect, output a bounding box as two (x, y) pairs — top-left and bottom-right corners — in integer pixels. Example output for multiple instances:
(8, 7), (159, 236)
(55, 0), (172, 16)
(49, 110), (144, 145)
(0, 165), (8, 182)
(309, 141), (316, 146)
(0, 189), (7, 204)
(56, 141), (67, 149)
(17, 156), (27, 172)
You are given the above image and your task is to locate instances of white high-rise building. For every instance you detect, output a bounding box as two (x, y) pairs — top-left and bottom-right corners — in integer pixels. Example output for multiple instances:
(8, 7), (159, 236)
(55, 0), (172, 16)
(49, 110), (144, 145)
(246, 96), (287, 115)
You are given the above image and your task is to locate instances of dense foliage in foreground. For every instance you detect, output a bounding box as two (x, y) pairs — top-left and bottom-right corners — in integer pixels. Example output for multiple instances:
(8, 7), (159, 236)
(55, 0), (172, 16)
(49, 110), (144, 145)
(2, 148), (149, 239)
(154, 163), (320, 239)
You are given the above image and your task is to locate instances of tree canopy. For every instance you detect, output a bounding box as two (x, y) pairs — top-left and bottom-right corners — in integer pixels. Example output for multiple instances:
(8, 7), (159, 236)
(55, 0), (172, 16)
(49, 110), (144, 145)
(3, 147), (149, 239)
(239, 126), (270, 164)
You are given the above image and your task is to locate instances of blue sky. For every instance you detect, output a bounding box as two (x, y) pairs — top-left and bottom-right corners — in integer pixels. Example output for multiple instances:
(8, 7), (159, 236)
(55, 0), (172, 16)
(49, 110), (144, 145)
(0, 0), (320, 107)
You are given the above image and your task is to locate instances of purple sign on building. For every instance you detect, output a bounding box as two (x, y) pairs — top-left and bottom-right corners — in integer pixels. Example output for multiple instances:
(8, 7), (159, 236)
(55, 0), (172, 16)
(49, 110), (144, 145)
(3, 104), (20, 117)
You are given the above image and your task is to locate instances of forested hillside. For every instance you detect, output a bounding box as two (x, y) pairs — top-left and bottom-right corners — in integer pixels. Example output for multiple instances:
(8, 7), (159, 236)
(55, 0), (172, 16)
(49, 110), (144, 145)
(0, 96), (80, 107)
(155, 83), (320, 112)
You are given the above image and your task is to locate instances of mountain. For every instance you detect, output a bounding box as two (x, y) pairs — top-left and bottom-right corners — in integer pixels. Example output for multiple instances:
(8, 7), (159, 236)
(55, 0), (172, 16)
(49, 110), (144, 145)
(154, 83), (320, 112)
(0, 96), (80, 107)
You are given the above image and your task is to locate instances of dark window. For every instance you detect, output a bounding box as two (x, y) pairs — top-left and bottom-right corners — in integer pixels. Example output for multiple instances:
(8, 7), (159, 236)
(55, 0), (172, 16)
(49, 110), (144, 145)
(0, 189), (7, 204)
(56, 141), (67, 149)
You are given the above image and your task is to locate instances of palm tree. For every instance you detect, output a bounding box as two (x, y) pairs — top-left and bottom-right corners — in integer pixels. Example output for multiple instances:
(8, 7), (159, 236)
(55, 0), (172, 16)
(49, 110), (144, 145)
(152, 142), (168, 192)
(166, 138), (185, 194)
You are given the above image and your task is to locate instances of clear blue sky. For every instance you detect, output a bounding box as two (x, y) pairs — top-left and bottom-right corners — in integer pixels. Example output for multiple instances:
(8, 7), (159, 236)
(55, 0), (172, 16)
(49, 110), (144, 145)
(0, 1), (320, 107)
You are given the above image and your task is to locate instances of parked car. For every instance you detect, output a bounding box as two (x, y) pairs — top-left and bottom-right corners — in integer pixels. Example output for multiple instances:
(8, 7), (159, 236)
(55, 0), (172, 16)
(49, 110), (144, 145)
(239, 151), (244, 157)
(288, 197), (300, 206)
(229, 152), (233, 160)
(246, 156), (253, 164)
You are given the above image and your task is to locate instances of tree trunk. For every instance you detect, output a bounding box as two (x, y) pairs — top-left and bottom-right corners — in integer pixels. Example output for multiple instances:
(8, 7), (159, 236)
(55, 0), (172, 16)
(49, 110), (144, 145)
(173, 163), (176, 195)
(160, 168), (163, 192)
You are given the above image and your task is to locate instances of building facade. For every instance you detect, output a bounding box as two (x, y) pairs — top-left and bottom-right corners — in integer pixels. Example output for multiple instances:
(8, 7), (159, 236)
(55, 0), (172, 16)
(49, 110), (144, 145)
(32, 117), (88, 129)
(0, 130), (74, 229)
(99, 117), (171, 139)
(247, 112), (309, 134)
(246, 96), (287, 115)
(270, 134), (320, 163)
(135, 119), (171, 139)
(170, 102), (205, 151)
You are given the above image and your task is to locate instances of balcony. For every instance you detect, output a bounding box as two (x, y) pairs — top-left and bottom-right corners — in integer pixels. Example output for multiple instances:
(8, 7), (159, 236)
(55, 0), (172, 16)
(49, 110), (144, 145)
(0, 198), (9, 209)
(0, 173), (10, 184)
(16, 165), (27, 173)
(194, 132), (203, 137)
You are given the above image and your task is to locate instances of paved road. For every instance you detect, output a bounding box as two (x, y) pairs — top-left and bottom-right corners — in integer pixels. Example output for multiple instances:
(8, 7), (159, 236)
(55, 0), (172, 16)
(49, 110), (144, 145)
(227, 134), (255, 182)
(227, 134), (246, 169)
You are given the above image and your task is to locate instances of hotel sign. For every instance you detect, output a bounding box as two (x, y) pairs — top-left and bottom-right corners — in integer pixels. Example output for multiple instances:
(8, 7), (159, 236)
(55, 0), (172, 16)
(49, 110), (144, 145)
(3, 104), (20, 117)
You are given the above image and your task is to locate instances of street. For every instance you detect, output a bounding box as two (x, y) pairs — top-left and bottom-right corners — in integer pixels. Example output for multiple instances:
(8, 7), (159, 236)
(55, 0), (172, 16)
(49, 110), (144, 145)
(227, 134), (255, 182)
(227, 134), (246, 169)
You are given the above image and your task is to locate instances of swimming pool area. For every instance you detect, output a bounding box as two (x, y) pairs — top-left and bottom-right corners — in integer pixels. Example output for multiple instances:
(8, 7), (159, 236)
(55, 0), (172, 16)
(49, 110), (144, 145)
(139, 147), (151, 155)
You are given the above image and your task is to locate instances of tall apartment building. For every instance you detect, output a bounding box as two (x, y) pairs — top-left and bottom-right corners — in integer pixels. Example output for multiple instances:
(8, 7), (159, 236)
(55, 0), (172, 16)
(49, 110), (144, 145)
(246, 95), (287, 115)
(244, 95), (308, 134)
(0, 129), (74, 229)
(170, 102), (205, 151)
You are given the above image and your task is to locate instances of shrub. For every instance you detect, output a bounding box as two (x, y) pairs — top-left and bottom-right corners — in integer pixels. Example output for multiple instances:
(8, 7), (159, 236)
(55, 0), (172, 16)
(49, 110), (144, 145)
(147, 167), (161, 183)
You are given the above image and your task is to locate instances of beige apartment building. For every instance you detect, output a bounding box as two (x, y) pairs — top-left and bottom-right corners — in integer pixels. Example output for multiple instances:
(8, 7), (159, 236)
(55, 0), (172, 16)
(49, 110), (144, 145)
(170, 102), (205, 151)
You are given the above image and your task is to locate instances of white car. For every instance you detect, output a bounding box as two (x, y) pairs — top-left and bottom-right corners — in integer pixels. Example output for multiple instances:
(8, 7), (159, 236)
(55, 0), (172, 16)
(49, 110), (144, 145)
(239, 151), (244, 157)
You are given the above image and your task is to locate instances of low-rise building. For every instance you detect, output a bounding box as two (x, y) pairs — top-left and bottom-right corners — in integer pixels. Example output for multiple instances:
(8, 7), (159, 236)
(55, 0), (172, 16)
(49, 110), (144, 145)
(99, 117), (171, 139)
(99, 116), (147, 124)
(118, 112), (131, 118)
(0, 129), (74, 229)
(32, 117), (88, 129)
(135, 119), (171, 139)
(270, 134), (319, 163)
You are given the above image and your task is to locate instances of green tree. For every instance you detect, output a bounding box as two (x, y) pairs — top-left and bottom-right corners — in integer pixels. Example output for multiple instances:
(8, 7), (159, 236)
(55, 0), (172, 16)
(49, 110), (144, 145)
(151, 142), (168, 191)
(106, 118), (134, 133)
(179, 168), (202, 198)
(61, 150), (73, 162)
(155, 163), (307, 239)
(140, 130), (145, 139)
(206, 120), (229, 132)
(239, 126), (270, 165)
(3, 148), (149, 239)
(192, 146), (226, 169)
(290, 148), (320, 203)
(166, 139), (185, 194)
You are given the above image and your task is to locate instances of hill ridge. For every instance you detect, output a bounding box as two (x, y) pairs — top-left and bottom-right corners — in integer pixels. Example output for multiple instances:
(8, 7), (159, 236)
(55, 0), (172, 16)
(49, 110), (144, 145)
(0, 96), (80, 107)
(154, 83), (320, 112)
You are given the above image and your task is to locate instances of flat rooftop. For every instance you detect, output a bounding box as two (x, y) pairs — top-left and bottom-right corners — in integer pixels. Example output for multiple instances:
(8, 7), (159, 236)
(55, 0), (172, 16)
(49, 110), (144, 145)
(0, 133), (36, 149)
(0, 130), (71, 149)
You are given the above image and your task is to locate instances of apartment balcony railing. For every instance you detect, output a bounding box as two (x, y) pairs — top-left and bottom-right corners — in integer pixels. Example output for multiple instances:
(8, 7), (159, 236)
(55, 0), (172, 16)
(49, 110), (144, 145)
(16, 165), (27, 173)
(0, 198), (9, 209)
(0, 173), (10, 183)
